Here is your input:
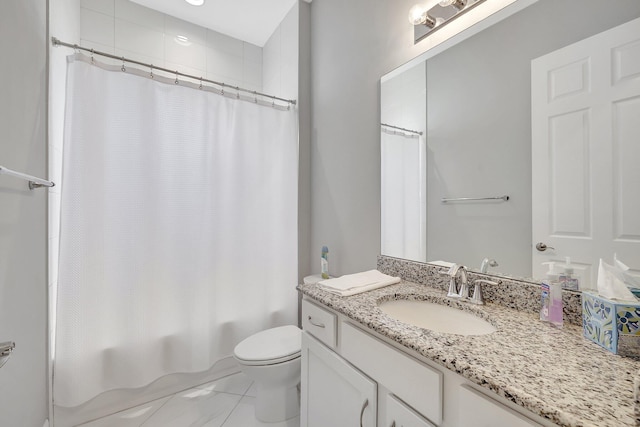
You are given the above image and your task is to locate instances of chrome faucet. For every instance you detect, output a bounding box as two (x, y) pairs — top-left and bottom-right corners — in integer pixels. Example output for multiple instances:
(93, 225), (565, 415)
(445, 264), (469, 299)
(479, 258), (498, 273)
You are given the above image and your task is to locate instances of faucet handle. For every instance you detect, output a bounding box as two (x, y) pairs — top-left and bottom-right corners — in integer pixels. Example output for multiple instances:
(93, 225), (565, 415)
(475, 279), (499, 286)
(470, 279), (497, 305)
(440, 263), (459, 277)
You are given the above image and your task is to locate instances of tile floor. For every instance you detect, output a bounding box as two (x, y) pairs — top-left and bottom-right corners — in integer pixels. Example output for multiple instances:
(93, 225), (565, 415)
(77, 373), (300, 427)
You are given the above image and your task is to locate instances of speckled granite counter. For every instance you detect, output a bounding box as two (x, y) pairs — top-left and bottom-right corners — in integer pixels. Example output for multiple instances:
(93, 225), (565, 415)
(298, 279), (640, 427)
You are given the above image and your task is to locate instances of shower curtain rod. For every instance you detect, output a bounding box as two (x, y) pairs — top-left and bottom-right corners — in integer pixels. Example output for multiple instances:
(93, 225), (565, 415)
(51, 37), (297, 106)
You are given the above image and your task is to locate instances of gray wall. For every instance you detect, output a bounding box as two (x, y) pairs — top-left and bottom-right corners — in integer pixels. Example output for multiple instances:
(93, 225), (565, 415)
(309, 0), (426, 276)
(298, 1), (312, 283)
(0, 1), (49, 426)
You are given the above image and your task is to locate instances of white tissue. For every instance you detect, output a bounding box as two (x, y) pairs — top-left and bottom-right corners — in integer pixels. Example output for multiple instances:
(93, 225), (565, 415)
(614, 254), (640, 288)
(597, 259), (637, 302)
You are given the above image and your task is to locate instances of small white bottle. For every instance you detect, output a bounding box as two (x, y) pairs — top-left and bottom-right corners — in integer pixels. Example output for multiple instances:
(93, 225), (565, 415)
(321, 246), (329, 279)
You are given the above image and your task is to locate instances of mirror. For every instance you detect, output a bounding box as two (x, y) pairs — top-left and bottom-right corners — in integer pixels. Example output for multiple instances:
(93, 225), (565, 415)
(381, 0), (640, 286)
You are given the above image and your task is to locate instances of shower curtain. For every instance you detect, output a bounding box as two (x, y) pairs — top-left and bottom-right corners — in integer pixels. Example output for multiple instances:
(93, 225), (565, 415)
(380, 128), (427, 262)
(54, 56), (298, 408)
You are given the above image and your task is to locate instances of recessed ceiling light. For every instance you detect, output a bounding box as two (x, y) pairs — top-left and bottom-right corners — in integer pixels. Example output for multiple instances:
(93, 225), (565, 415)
(174, 35), (192, 46)
(184, 0), (204, 6)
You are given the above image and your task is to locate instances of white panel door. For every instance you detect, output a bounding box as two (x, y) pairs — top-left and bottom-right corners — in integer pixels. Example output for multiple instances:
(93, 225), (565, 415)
(300, 332), (377, 427)
(532, 17), (640, 289)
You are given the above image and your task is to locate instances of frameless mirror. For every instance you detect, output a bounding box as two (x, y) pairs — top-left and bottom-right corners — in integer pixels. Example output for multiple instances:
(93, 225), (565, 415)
(380, 0), (640, 287)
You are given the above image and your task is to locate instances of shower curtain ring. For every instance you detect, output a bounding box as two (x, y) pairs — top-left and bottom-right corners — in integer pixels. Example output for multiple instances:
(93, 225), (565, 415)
(236, 86), (240, 99)
(199, 77), (203, 90)
(175, 71), (179, 85)
(90, 48), (94, 64)
(150, 65), (154, 79)
(253, 91), (258, 103)
(121, 57), (126, 72)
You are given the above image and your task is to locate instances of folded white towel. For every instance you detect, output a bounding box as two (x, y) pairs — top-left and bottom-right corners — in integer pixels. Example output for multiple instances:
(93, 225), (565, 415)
(318, 269), (401, 297)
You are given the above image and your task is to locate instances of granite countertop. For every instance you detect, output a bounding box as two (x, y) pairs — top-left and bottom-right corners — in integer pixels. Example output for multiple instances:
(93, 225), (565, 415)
(298, 280), (640, 427)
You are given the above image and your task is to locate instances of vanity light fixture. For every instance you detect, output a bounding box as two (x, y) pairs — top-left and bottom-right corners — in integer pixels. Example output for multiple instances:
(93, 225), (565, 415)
(184, 0), (205, 6)
(409, 0), (487, 44)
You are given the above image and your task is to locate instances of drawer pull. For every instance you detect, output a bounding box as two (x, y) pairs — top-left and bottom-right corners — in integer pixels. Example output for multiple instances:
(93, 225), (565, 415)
(307, 316), (326, 328)
(360, 398), (369, 427)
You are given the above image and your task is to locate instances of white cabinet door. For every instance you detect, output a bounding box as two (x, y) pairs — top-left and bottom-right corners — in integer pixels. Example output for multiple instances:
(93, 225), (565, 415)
(532, 17), (640, 289)
(300, 332), (377, 427)
(386, 393), (436, 427)
(459, 385), (540, 427)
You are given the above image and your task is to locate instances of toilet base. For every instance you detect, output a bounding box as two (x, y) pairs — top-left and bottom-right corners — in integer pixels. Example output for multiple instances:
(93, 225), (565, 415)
(254, 382), (300, 423)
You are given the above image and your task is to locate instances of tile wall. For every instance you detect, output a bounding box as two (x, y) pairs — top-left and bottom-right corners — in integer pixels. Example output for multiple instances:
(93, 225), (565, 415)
(78, 0), (264, 92)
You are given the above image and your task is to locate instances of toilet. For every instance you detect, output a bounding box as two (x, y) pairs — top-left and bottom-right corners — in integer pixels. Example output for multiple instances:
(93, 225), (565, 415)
(233, 325), (302, 422)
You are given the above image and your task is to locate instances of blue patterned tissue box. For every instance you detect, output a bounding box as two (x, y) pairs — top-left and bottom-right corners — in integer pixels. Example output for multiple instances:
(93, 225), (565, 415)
(582, 291), (640, 357)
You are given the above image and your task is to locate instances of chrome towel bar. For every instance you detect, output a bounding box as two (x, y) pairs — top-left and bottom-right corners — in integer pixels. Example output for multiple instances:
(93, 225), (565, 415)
(441, 195), (510, 203)
(0, 165), (55, 189)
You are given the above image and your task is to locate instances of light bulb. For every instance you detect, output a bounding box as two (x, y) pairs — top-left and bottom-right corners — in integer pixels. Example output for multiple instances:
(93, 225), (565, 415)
(440, 0), (467, 9)
(408, 4), (427, 25)
(184, 0), (204, 6)
(408, 1), (445, 25)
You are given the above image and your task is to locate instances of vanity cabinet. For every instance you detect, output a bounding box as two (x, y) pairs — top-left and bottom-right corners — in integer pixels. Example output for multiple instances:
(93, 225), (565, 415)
(301, 297), (555, 427)
(458, 384), (539, 427)
(300, 332), (376, 427)
(386, 393), (436, 427)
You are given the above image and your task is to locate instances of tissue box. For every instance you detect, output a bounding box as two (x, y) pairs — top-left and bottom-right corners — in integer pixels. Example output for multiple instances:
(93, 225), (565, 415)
(582, 291), (640, 357)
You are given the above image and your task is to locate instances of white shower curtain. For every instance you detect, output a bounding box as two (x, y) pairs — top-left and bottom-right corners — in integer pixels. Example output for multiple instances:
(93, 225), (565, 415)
(380, 129), (427, 262)
(55, 56), (298, 407)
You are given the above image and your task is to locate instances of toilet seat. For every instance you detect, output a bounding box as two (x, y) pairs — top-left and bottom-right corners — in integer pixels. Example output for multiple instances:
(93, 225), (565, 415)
(234, 325), (301, 366)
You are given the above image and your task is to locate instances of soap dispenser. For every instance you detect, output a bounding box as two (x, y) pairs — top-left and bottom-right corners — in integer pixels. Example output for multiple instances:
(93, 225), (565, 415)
(541, 262), (563, 328)
(559, 257), (579, 291)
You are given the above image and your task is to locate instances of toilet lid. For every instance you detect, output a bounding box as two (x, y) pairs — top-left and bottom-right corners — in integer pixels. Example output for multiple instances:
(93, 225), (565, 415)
(234, 325), (301, 364)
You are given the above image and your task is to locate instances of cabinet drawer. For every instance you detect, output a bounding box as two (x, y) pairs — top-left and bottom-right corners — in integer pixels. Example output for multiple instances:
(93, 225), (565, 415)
(302, 299), (337, 349)
(341, 322), (443, 425)
(386, 394), (436, 427)
(459, 385), (540, 427)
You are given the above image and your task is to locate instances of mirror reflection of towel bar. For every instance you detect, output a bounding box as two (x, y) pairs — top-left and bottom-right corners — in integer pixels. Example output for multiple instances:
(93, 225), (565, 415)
(442, 195), (510, 203)
(0, 341), (15, 369)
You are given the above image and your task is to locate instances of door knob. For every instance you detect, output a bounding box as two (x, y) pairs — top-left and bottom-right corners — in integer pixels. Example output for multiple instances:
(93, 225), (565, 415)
(535, 242), (555, 252)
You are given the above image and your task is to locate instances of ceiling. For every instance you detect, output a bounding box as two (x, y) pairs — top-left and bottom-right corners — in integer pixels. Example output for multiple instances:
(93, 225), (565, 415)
(130, 0), (302, 47)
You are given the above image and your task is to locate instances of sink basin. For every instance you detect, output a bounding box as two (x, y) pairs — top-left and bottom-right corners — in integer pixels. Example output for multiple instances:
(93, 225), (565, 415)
(378, 300), (497, 336)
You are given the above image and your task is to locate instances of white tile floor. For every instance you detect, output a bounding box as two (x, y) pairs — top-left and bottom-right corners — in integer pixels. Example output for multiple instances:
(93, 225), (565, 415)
(77, 373), (300, 427)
